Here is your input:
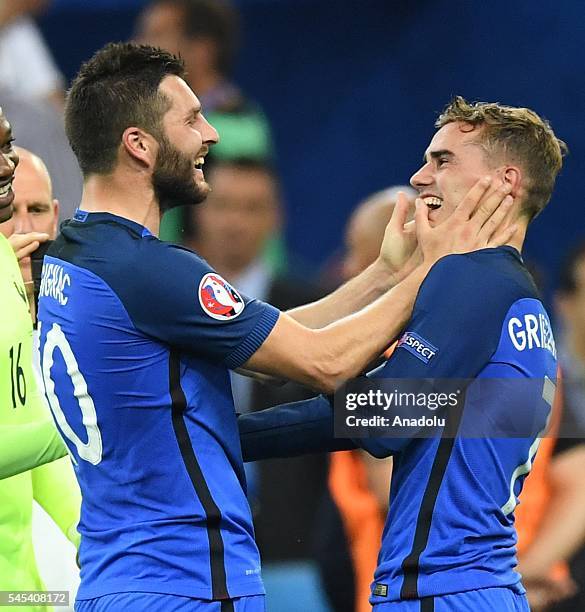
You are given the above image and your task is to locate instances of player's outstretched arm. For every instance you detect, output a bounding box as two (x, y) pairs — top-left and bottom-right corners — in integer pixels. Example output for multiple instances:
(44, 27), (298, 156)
(287, 177), (514, 330)
(238, 395), (356, 462)
(287, 192), (414, 329)
(0, 421), (68, 480)
(243, 177), (516, 393)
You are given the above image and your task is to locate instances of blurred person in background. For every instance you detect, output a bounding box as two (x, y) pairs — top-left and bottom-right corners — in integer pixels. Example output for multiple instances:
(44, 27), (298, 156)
(531, 242), (585, 612)
(189, 157), (327, 610)
(0, 133), (79, 609)
(0, 0), (82, 221)
(315, 186), (414, 612)
(135, 0), (274, 242)
(0, 91), (83, 221)
(0, 0), (65, 108)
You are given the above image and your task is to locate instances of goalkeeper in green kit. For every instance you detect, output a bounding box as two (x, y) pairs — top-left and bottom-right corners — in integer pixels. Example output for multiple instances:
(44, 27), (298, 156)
(0, 108), (80, 611)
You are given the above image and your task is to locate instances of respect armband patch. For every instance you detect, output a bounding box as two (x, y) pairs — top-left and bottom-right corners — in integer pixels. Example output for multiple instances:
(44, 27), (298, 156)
(397, 331), (438, 364)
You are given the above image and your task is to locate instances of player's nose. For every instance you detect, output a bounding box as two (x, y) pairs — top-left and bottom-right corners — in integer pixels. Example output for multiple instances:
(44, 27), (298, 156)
(410, 163), (432, 189)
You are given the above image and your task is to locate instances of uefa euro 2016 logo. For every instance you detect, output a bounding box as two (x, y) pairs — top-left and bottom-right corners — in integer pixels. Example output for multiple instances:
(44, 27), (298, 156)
(198, 273), (245, 321)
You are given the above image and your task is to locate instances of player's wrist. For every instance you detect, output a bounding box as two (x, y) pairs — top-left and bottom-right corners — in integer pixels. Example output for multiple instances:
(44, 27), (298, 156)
(408, 261), (433, 286)
(372, 256), (401, 289)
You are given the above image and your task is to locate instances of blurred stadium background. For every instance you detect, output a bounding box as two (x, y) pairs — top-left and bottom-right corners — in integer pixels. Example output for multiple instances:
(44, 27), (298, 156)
(38, 0), (584, 298)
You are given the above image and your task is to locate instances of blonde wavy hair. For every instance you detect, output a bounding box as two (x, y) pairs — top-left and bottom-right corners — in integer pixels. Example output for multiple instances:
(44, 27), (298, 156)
(436, 96), (567, 219)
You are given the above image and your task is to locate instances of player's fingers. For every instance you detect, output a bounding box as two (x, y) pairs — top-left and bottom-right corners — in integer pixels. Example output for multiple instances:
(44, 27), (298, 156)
(487, 223), (518, 248)
(389, 191), (412, 232)
(403, 219), (416, 233)
(469, 181), (513, 231)
(9, 232), (49, 251)
(452, 175), (492, 221)
(26, 231), (50, 243)
(414, 198), (431, 241)
(477, 195), (514, 244)
(15, 241), (40, 261)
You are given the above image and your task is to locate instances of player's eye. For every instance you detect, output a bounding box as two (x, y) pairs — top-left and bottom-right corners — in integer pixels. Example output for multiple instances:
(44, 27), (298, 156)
(2, 137), (14, 153)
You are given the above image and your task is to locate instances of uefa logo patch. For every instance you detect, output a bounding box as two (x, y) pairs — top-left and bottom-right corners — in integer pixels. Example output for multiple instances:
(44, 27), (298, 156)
(397, 331), (438, 364)
(198, 273), (245, 321)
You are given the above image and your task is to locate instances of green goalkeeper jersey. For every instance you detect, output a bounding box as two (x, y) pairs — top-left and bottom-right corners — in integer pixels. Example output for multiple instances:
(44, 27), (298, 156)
(0, 234), (79, 611)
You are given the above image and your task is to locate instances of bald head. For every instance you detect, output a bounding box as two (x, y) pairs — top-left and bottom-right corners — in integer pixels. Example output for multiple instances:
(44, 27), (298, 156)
(14, 147), (53, 193)
(0, 146), (59, 239)
(343, 186), (415, 280)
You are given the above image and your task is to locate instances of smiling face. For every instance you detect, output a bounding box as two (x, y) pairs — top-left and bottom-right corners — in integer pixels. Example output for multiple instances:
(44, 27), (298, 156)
(152, 75), (219, 211)
(0, 110), (19, 223)
(410, 122), (499, 226)
(0, 148), (58, 238)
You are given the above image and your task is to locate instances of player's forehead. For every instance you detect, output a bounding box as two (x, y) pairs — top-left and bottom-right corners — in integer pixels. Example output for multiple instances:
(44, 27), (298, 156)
(14, 157), (52, 200)
(159, 74), (201, 119)
(423, 122), (483, 161)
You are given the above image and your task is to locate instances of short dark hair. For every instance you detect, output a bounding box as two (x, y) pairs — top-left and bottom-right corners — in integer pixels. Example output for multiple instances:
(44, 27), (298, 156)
(65, 42), (185, 176)
(178, 0), (240, 75)
(558, 241), (585, 295)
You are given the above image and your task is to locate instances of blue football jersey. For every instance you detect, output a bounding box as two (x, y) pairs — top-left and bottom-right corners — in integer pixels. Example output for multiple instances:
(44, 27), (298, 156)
(238, 246), (557, 604)
(37, 211), (280, 601)
(361, 247), (557, 603)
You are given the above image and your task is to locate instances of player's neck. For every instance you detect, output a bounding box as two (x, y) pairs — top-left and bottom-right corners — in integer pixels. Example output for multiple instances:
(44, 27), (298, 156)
(505, 219), (527, 254)
(79, 170), (161, 236)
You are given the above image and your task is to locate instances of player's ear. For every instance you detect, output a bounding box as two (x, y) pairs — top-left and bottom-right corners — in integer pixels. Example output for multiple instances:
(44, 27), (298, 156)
(51, 199), (59, 236)
(502, 166), (522, 197)
(121, 127), (156, 169)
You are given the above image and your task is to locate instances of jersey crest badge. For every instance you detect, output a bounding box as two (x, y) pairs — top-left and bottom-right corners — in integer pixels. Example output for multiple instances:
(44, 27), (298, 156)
(198, 273), (244, 320)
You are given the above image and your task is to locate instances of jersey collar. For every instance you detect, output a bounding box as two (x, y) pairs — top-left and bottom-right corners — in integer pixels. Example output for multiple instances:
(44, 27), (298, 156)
(72, 209), (153, 238)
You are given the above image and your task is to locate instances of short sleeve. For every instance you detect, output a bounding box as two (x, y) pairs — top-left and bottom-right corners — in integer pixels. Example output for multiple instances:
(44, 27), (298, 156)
(114, 241), (280, 368)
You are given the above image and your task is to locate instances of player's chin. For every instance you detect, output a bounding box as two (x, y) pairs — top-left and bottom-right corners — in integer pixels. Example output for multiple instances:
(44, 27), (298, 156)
(192, 179), (212, 203)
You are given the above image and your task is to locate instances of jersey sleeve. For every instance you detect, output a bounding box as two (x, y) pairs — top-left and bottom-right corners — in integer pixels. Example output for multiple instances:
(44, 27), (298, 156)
(113, 241), (280, 369)
(238, 394), (357, 461)
(0, 421), (68, 479)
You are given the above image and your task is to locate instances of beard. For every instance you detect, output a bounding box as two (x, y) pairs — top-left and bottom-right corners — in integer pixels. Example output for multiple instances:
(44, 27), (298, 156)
(152, 134), (210, 213)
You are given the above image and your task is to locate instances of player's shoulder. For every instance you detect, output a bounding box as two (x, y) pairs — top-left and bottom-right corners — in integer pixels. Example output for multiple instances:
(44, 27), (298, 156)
(53, 213), (212, 285)
(420, 246), (538, 307)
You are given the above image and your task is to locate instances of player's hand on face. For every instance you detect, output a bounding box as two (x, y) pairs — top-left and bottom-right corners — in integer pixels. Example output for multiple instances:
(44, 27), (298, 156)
(415, 176), (517, 267)
(9, 232), (50, 261)
(378, 191), (419, 275)
(9, 231), (49, 284)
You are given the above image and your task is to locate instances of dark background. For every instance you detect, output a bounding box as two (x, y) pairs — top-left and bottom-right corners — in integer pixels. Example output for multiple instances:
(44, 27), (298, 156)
(40, 0), (585, 295)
